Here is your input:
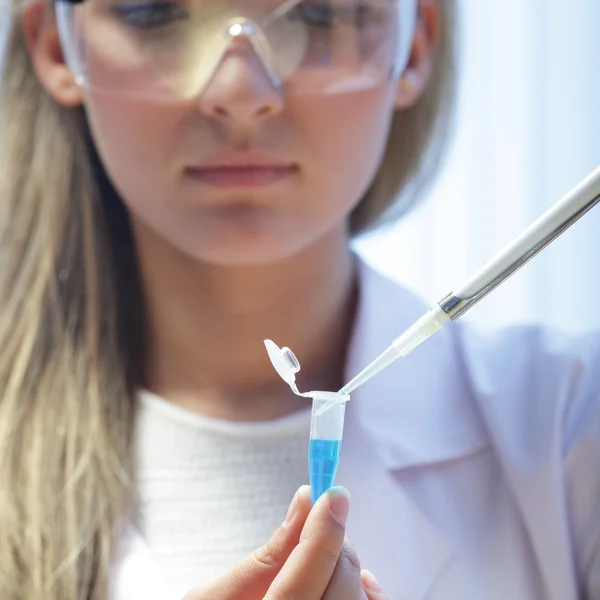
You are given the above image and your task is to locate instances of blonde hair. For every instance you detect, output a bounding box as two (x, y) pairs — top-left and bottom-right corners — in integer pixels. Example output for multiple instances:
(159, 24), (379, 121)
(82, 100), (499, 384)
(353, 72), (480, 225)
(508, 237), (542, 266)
(0, 1), (456, 598)
(352, 0), (457, 233)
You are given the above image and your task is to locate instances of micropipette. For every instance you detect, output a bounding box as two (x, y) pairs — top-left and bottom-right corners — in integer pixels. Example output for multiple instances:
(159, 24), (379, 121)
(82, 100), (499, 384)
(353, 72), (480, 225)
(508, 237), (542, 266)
(330, 163), (600, 406)
(264, 340), (350, 503)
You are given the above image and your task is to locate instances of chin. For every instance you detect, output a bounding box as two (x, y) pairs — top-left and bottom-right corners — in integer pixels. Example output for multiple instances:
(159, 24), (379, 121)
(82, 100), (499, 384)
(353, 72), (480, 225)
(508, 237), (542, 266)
(169, 203), (327, 267)
(190, 244), (308, 267)
(184, 229), (315, 268)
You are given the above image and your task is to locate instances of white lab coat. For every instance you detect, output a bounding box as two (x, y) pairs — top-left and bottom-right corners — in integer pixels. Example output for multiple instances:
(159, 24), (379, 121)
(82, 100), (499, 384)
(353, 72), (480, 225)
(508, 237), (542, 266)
(109, 258), (600, 600)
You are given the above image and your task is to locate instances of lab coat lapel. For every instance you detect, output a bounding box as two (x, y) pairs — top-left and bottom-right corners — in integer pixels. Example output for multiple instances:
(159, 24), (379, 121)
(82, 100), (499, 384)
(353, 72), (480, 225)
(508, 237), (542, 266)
(334, 258), (489, 599)
(336, 409), (452, 600)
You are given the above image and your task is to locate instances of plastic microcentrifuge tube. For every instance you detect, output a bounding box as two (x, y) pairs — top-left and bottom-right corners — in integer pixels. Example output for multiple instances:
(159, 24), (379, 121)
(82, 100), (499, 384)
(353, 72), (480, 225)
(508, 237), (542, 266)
(264, 340), (350, 504)
(308, 391), (348, 503)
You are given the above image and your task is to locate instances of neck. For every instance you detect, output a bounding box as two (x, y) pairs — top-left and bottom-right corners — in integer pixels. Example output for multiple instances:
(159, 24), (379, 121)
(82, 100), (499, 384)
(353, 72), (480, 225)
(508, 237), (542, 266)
(135, 226), (357, 421)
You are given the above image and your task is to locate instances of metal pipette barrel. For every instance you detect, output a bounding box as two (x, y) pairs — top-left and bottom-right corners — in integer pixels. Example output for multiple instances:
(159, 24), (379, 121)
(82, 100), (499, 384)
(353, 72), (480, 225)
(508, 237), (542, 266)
(339, 163), (600, 397)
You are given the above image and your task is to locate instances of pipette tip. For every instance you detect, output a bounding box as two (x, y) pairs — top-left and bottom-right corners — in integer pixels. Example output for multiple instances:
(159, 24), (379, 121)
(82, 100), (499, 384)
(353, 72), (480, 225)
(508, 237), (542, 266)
(338, 306), (449, 397)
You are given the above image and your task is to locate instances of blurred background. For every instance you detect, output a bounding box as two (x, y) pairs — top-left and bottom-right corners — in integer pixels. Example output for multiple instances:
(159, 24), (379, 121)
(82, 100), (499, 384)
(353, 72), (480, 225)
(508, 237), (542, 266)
(3, 1), (600, 333)
(356, 0), (600, 333)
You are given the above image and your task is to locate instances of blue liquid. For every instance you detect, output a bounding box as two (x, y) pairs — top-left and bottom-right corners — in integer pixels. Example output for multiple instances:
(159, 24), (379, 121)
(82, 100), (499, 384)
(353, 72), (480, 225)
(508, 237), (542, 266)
(309, 439), (342, 504)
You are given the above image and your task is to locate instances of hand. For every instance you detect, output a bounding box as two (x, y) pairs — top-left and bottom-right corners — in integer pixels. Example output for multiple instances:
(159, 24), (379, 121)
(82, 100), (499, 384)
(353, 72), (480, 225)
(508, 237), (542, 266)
(184, 485), (387, 600)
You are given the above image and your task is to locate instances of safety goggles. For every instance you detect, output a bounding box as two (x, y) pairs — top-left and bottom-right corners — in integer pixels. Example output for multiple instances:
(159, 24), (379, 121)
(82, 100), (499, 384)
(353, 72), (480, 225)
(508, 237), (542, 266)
(54, 0), (419, 100)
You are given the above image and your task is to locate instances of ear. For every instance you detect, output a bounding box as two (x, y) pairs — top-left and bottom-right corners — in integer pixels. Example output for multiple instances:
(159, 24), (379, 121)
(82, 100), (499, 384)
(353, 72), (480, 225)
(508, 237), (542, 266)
(22, 0), (84, 107)
(394, 0), (440, 110)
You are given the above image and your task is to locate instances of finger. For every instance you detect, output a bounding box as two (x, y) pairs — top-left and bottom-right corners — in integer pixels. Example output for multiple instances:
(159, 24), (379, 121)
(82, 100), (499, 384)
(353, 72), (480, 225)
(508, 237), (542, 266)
(185, 485), (312, 600)
(322, 536), (366, 599)
(265, 486), (350, 600)
(361, 570), (389, 600)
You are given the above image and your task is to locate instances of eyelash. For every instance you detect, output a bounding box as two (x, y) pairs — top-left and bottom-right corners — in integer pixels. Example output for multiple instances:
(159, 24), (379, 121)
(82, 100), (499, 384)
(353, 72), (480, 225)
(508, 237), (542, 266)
(112, 1), (374, 31)
(113, 2), (188, 29)
(290, 3), (372, 29)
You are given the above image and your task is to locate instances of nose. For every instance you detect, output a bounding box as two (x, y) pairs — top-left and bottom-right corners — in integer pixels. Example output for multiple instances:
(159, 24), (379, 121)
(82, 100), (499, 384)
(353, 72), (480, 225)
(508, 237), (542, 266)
(198, 41), (285, 125)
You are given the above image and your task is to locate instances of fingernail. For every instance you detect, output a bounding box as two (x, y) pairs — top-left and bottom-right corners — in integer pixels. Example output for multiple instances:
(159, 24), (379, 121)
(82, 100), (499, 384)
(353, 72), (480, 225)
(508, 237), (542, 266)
(327, 486), (350, 525)
(284, 488), (300, 525)
(362, 570), (383, 593)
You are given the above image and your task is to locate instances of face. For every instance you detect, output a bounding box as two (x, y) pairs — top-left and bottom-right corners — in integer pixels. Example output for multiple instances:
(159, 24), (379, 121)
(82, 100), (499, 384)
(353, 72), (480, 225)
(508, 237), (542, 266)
(26, 0), (437, 267)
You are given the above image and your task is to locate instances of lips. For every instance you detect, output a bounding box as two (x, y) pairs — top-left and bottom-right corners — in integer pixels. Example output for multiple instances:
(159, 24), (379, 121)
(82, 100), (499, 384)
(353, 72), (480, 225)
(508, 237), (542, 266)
(186, 151), (298, 187)
(187, 165), (296, 187)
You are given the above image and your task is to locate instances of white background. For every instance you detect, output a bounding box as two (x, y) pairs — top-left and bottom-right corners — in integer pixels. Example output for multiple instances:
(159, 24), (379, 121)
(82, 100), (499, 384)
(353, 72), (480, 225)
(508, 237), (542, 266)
(356, 0), (600, 334)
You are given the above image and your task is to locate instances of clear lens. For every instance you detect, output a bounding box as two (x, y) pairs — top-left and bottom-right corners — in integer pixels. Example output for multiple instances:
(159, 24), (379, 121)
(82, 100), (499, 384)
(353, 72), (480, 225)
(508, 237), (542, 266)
(56, 0), (418, 100)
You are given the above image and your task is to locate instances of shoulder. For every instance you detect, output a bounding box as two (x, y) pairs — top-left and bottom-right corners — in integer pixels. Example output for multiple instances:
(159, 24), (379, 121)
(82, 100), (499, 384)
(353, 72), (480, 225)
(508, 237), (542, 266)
(454, 322), (600, 459)
(453, 323), (600, 590)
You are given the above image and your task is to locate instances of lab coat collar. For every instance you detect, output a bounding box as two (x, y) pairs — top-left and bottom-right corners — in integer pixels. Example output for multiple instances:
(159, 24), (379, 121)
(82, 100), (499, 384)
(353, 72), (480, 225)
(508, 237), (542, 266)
(346, 257), (488, 471)
(336, 409), (454, 599)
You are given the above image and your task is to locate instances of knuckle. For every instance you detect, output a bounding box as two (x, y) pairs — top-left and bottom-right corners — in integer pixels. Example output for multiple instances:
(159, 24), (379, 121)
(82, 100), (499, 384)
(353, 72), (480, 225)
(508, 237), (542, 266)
(302, 523), (345, 561)
(249, 540), (282, 571)
(323, 513), (347, 541)
(329, 521), (347, 549)
(326, 551), (366, 599)
(319, 535), (344, 562)
(341, 541), (362, 572)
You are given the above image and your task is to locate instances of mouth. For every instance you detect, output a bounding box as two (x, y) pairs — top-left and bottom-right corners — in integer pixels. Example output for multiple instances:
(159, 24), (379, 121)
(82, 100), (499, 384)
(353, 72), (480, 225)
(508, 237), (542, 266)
(186, 152), (298, 188)
(186, 165), (297, 187)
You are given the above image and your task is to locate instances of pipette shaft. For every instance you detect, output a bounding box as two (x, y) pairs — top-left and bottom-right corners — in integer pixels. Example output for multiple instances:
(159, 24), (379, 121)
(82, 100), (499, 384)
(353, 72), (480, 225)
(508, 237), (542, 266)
(340, 163), (600, 396)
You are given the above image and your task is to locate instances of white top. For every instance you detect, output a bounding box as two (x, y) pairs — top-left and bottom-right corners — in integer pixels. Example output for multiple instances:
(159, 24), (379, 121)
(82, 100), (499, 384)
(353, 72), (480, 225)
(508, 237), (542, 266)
(109, 257), (600, 600)
(135, 391), (312, 598)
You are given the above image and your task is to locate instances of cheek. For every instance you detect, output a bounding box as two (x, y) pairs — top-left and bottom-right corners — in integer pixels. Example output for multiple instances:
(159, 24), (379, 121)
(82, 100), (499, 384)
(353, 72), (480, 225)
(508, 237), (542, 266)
(294, 89), (396, 209)
(83, 96), (180, 204)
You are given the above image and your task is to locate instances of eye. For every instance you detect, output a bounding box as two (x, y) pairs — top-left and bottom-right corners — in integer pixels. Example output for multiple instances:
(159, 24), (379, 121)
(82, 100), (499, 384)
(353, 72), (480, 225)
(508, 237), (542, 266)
(289, 1), (375, 29)
(112, 2), (188, 29)
(353, 4), (373, 28)
(289, 2), (333, 29)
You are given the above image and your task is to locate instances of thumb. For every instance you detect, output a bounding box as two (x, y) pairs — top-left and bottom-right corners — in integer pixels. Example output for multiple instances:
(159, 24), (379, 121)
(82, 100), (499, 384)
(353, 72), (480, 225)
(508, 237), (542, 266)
(184, 485), (312, 600)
